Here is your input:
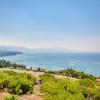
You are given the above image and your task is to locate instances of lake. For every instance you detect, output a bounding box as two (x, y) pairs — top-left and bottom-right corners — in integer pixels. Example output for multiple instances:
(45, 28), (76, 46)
(0, 53), (100, 76)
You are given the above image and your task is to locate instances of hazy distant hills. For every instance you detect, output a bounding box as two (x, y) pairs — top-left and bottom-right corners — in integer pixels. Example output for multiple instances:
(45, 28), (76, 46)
(0, 46), (28, 52)
(0, 46), (72, 54)
(0, 50), (22, 57)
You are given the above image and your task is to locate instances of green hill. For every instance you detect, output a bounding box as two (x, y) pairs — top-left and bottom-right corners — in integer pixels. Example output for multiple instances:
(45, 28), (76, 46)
(0, 50), (22, 57)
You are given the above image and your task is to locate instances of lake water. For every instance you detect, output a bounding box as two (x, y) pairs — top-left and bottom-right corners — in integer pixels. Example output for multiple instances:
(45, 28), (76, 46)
(0, 53), (100, 76)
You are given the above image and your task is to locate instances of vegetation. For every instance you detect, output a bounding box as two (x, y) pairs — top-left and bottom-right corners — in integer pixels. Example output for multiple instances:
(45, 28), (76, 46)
(3, 95), (18, 100)
(48, 68), (96, 80)
(0, 71), (36, 95)
(0, 60), (100, 100)
(0, 60), (26, 69)
(0, 50), (22, 57)
(40, 73), (100, 100)
(0, 60), (97, 80)
(36, 67), (46, 72)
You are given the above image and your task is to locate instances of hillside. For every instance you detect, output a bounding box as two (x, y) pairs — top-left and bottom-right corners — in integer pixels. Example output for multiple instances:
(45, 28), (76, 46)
(0, 50), (22, 57)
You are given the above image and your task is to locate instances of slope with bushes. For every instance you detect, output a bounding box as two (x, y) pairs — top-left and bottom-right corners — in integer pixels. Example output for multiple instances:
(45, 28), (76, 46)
(0, 71), (36, 95)
(40, 73), (100, 100)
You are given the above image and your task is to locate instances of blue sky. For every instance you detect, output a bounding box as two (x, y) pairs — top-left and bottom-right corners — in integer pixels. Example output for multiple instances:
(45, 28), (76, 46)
(0, 0), (100, 52)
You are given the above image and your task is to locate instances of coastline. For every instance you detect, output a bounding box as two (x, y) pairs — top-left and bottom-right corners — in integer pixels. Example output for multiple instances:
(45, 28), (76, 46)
(0, 53), (100, 76)
(0, 51), (22, 57)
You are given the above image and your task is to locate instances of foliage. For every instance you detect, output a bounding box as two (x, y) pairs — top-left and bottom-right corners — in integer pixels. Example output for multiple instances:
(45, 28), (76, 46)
(95, 81), (100, 87)
(0, 71), (36, 95)
(93, 88), (100, 100)
(0, 60), (26, 69)
(0, 72), (9, 89)
(48, 68), (96, 80)
(40, 73), (100, 100)
(3, 95), (18, 100)
(79, 79), (95, 87)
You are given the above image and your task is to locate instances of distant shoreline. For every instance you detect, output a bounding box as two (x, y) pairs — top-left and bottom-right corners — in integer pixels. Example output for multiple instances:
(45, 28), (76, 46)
(0, 50), (22, 57)
(0, 53), (100, 76)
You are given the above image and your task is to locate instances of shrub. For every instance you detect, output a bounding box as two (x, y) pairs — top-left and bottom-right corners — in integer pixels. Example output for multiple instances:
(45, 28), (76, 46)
(3, 95), (18, 100)
(47, 68), (96, 80)
(0, 71), (36, 95)
(7, 73), (36, 94)
(79, 79), (95, 88)
(93, 88), (100, 100)
(0, 72), (9, 89)
(40, 74), (89, 100)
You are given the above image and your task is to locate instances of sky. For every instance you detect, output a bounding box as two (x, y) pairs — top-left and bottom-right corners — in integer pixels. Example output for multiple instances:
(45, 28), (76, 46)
(0, 0), (100, 52)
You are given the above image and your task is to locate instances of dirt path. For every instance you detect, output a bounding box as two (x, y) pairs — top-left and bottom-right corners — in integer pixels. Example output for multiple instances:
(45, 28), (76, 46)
(54, 74), (79, 81)
(0, 68), (44, 78)
(20, 94), (43, 100)
(0, 92), (10, 100)
(0, 90), (43, 100)
(19, 84), (43, 100)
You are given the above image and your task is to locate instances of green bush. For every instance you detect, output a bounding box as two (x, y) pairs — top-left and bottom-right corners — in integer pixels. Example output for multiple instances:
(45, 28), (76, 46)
(79, 79), (95, 88)
(0, 72), (9, 89)
(0, 60), (26, 69)
(48, 68), (96, 80)
(40, 73), (98, 100)
(0, 71), (36, 95)
(7, 73), (36, 94)
(3, 95), (18, 100)
(93, 88), (100, 100)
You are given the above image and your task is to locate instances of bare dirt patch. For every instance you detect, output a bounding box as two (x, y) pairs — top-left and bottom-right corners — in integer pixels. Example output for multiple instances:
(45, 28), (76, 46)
(0, 92), (10, 100)
(20, 94), (43, 100)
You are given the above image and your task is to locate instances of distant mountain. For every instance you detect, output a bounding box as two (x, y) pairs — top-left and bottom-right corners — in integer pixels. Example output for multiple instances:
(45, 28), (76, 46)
(0, 46), (73, 54)
(0, 46), (30, 53)
(0, 50), (22, 57)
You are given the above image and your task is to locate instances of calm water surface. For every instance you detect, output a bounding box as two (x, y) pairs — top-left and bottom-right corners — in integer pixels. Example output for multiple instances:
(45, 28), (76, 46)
(0, 53), (100, 76)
